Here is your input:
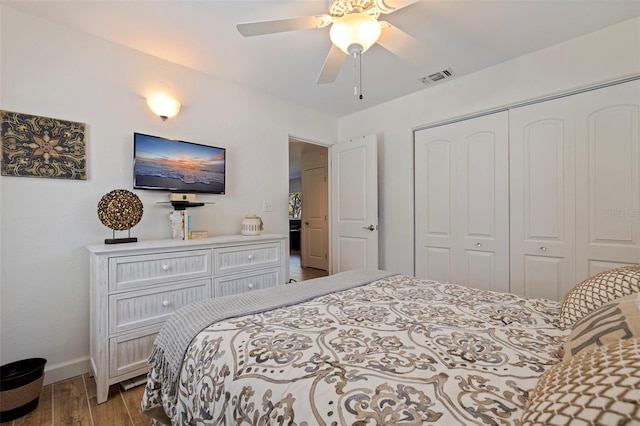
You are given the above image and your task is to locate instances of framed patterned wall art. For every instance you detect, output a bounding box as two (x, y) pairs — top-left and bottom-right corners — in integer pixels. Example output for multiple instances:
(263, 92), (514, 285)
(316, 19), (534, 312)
(1, 110), (86, 180)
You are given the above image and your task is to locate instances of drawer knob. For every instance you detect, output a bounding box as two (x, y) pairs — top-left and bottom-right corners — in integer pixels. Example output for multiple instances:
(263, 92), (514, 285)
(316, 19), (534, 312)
(248, 283), (254, 289)
(162, 300), (170, 307)
(476, 243), (482, 247)
(247, 254), (254, 260)
(162, 264), (170, 271)
(540, 246), (547, 252)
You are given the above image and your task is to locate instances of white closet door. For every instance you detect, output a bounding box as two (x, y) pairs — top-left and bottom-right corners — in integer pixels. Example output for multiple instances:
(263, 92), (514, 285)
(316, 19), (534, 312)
(509, 97), (576, 300)
(414, 128), (456, 283)
(575, 80), (640, 278)
(415, 112), (509, 291)
(455, 113), (510, 291)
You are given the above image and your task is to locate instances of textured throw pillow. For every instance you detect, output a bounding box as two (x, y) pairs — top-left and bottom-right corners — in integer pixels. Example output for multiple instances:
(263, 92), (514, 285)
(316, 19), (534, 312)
(563, 293), (640, 361)
(558, 265), (640, 330)
(521, 338), (640, 426)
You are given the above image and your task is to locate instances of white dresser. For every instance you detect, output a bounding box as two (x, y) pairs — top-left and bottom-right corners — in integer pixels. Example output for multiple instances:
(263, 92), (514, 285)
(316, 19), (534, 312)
(88, 233), (288, 404)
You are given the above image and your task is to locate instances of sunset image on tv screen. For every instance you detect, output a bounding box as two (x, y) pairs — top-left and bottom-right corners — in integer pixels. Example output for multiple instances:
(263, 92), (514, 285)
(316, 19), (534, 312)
(134, 134), (225, 193)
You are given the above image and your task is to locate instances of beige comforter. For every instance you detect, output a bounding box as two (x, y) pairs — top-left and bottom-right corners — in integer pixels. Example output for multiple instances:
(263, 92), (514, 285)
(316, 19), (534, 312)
(142, 274), (567, 425)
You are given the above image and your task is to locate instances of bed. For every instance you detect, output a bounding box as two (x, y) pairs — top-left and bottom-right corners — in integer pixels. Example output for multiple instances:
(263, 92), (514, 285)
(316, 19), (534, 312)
(140, 268), (640, 425)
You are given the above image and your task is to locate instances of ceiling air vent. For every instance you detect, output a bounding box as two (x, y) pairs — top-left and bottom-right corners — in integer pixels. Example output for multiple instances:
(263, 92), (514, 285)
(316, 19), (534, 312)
(419, 68), (456, 85)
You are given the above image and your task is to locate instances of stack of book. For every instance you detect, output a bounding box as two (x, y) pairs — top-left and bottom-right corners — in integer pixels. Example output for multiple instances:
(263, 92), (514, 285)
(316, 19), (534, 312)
(169, 210), (192, 240)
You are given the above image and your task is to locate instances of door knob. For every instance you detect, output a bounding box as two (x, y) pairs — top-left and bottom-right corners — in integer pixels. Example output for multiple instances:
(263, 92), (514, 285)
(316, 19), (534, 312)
(362, 225), (375, 231)
(305, 221), (309, 225)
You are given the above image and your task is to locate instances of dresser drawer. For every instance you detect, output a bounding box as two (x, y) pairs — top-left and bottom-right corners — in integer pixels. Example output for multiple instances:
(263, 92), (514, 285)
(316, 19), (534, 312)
(214, 243), (281, 275)
(214, 268), (281, 297)
(109, 249), (212, 291)
(109, 328), (159, 378)
(109, 279), (210, 334)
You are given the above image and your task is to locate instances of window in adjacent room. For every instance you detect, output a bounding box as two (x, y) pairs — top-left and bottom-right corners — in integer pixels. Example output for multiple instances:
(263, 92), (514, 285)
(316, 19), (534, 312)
(289, 192), (302, 219)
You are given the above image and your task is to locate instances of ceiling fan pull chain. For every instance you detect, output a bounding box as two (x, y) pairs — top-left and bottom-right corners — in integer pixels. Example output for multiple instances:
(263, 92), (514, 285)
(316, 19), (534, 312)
(358, 50), (363, 100)
(352, 50), (364, 100)
(353, 51), (358, 96)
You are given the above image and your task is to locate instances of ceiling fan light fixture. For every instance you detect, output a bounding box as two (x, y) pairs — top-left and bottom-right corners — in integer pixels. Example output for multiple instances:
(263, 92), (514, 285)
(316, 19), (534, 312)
(329, 12), (382, 55)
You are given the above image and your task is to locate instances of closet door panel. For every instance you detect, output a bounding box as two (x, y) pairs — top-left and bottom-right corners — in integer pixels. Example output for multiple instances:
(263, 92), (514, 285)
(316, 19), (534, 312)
(415, 112), (509, 290)
(509, 96), (575, 300)
(425, 141), (452, 235)
(415, 134), (455, 282)
(575, 80), (640, 279)
(588, 107), (637, 241)
(464, 250), (496, 291)
(523, 255), (564, 300)
(464, 132), (497, 236)
(457, 113), (510, 292)
(588, 260), (638, 276)
(421, 247), (452, 284)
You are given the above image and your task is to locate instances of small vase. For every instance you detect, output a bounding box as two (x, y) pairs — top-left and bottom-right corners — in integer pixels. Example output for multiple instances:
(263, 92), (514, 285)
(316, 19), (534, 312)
(241, 214), (263, 235)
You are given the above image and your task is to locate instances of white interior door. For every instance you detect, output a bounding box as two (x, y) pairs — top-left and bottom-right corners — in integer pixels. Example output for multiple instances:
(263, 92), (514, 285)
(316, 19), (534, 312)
(575, 80), (640, 277)
(302, 165), (328, 270)
(330, 134), (378, 273)
(509, 96), (576, 300)
(415, 112), (509, 291)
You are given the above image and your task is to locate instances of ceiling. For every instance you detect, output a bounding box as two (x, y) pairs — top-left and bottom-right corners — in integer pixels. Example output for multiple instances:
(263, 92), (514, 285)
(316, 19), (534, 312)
(4, 1), (640, 118)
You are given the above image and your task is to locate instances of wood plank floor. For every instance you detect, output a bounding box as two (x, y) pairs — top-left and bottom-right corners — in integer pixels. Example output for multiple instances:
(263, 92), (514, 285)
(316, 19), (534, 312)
(289, 252), (329, 282)
(2, 255), (327, 426)
(1, 373), (149, 426)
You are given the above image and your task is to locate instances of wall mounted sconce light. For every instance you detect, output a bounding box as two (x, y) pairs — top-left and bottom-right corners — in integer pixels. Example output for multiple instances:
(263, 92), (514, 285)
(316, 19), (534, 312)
(146, 93), (181, 121)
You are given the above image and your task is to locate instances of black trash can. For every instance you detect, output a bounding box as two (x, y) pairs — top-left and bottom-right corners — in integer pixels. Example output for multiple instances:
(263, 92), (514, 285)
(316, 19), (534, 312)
(0, 358), (47, 422)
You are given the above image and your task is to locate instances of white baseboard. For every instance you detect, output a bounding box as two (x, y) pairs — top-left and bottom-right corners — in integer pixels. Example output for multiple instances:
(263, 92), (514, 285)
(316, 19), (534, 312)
(43, 356), (90, 385)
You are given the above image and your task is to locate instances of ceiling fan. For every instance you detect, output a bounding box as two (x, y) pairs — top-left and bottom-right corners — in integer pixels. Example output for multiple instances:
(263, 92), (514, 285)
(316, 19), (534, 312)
(236, 0), (423, 88)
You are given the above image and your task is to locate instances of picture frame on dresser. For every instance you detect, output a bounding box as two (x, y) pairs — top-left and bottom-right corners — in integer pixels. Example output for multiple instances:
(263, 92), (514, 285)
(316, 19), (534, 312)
(87, 233), (288, 404)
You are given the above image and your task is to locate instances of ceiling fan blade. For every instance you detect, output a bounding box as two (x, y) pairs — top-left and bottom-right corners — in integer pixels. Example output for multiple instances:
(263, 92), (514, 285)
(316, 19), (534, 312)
(377, 22), (433, 64)
(237, 15), (332, 37)
(317, 45), (346, 84)
(377, 0), (421, 14)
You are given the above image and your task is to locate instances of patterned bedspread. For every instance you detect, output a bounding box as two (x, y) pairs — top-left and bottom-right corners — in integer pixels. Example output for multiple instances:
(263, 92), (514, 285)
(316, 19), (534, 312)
(141, 274), (567, 425)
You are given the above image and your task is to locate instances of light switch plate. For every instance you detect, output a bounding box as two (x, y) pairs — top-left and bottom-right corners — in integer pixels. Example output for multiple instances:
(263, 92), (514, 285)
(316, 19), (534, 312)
(263, 200), (273, 212)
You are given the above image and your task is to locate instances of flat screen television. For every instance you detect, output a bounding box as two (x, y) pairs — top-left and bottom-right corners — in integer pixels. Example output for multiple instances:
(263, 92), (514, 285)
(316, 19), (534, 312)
(133, 133), (225, 194)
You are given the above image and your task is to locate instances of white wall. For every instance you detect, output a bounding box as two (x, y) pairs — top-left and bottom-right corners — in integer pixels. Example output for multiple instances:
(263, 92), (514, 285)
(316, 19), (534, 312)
(338, 17), (640, 276)
(0, 5), (337, 383)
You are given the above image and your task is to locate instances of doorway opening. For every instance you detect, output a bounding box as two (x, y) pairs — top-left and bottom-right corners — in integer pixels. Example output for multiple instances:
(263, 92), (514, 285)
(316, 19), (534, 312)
(288, 137), (329, 282)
